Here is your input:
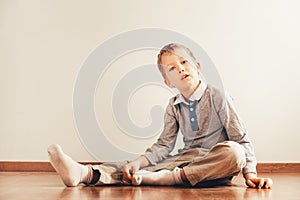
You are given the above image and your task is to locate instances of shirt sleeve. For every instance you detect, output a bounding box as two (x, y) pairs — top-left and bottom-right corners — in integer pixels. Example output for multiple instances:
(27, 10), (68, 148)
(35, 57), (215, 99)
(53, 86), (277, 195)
(143, 99), (179, 165)
(216, 91), (257, 175)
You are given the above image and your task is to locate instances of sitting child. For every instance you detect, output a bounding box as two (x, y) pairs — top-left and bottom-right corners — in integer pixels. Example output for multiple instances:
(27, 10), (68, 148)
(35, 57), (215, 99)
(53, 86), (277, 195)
(48, 43), (272, 188)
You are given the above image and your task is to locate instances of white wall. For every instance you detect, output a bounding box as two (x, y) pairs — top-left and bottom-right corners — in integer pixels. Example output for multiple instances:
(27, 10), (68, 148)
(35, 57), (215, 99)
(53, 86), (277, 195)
(1, 0), (299, 162)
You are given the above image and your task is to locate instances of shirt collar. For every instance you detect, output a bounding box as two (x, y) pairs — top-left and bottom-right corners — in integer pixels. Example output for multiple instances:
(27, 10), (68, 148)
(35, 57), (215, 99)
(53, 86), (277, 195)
(174, 81), (207, 105)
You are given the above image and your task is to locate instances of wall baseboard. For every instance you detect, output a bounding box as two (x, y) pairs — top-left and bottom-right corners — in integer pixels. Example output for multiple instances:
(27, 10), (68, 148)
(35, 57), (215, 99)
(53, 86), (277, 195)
(256, 163), (300, 173)
(0, 162), (299, 173)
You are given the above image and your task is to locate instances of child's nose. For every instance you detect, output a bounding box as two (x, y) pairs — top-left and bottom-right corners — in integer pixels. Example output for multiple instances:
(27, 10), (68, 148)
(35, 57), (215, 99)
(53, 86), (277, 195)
(177, 65), (185, 73)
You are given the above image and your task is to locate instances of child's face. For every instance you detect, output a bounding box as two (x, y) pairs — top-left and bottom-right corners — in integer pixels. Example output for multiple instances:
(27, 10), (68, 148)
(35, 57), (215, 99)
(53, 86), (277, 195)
(160, 49), (200, 93)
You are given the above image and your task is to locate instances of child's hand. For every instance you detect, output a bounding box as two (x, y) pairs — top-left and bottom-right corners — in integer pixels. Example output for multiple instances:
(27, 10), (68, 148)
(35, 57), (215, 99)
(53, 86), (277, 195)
(122, 156), (150, 185)
(244, 172), (273, 189)
(122, 160), (141, 184)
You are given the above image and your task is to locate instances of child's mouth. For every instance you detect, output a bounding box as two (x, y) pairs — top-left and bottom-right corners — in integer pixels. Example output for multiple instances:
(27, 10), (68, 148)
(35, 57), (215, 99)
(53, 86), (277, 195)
(181, 74), (190, 80)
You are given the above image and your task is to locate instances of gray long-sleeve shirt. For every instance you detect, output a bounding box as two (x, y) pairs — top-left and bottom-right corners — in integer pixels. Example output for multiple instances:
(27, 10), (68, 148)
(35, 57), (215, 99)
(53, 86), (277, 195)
(144, 82), (257, 175)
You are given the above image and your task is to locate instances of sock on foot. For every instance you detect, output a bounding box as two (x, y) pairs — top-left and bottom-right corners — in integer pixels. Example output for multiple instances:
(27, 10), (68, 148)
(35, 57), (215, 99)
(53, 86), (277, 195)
(132, 167), (183, 186)
(47, 144), (90, 186)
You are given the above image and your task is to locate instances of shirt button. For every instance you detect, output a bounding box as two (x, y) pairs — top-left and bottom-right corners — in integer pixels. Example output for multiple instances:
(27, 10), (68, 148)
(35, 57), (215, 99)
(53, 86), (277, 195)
(190, 108), (194, 111)
(191, 118), (195, 122)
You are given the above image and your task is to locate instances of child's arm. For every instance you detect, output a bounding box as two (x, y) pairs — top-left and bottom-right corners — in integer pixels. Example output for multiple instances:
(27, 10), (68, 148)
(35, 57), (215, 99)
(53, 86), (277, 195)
(122, 99), (179, 184)
(216, 92), (257, 174)
(244, 172), (273, 189)
(143, 99), (179, 165)
(216, 90), (273, 188)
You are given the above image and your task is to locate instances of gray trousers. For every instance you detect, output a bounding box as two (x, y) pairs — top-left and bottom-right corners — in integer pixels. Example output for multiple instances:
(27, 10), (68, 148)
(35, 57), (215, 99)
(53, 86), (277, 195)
(91, 141), (246, 186)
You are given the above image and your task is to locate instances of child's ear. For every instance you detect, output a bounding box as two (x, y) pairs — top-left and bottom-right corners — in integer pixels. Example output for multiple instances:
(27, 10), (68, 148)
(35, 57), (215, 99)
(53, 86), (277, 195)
(164, 79), (174, 88)
(196, 62), (201, 74)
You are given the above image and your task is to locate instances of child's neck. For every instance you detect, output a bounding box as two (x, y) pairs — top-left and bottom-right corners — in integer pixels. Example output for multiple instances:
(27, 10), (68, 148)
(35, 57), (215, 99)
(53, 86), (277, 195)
(181, 81), (201, 101)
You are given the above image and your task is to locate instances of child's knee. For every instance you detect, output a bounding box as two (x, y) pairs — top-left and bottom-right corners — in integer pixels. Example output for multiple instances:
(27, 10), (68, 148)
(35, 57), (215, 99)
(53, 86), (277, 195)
(225, 141), (246, 168)
(214, 141), (246, 168)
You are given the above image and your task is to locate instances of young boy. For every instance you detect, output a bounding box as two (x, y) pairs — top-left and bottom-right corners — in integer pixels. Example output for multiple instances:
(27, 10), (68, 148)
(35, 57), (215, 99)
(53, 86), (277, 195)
(48, 43), (272, 188)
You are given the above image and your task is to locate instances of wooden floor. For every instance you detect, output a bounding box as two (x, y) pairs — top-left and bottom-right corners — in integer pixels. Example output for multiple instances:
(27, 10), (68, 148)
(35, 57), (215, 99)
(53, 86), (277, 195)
(0, 172), (299, 200)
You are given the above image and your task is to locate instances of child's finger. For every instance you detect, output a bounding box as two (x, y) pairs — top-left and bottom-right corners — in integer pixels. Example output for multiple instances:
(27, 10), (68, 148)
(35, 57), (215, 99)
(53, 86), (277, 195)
(246, 179), (256, 188)
(122, 171), (133, 185)
(264, 178), (273, 189)
(258, 178), (265, 189)
(131, 167), (136, 176)
(122, 166), (132, 180)
(122, 176), (131, 185)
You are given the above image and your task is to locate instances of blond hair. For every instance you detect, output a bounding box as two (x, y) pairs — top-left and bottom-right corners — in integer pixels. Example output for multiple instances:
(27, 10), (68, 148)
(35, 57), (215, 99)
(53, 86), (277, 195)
(157, 43), (197, 79)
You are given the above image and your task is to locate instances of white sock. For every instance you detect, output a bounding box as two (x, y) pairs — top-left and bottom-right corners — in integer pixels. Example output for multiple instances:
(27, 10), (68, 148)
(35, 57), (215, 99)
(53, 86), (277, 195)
(47, 144), (90, 186)
(132, 167), (183, 186)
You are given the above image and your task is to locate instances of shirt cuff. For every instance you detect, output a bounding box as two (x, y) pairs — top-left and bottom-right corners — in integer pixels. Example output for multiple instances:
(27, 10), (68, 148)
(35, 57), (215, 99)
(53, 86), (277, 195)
(242, 164), (257, 175)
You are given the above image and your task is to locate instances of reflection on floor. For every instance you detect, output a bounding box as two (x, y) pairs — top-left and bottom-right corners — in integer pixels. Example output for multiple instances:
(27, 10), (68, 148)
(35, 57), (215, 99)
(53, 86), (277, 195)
(0, 172), (299, 200)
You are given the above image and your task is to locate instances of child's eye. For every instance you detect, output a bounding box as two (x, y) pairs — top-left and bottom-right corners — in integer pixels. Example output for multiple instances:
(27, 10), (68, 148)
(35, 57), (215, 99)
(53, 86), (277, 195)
(169, 66), (175, 71)
(182, 60), (188, 64)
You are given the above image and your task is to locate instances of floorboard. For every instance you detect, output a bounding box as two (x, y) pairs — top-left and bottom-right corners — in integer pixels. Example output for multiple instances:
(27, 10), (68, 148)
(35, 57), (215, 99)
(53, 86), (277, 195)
(0, 172), (299, 200)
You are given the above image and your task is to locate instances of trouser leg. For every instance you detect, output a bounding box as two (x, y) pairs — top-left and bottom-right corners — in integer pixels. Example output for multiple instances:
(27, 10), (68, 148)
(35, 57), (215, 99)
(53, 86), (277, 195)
(87, 161), (129, 185)
(86, 141), (246, 186)
(142, 148), (207, 172)
(183, 141), (246, 186)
